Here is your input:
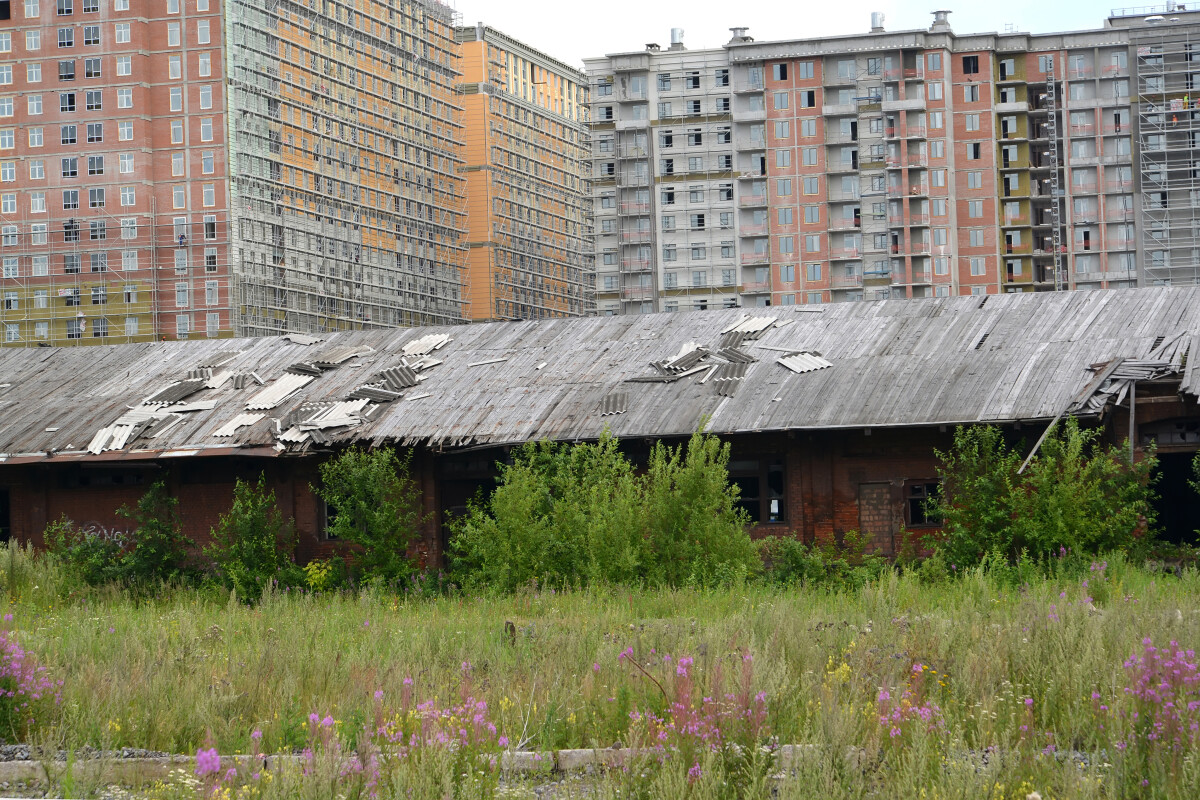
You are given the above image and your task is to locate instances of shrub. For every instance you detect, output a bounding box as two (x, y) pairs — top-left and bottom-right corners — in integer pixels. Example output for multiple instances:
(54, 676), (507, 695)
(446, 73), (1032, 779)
(205, 474), (301, 601)
(759, 530), (888, 591)
(45, 481), (195, 589)
(450, 429), (758, 591)
(314, 448), (423, 586)
(933, 419), (1156, 567)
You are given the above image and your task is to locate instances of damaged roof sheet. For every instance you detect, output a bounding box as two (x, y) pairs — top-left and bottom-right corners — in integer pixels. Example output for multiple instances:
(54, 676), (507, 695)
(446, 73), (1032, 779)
(0, 287), (1198, 460)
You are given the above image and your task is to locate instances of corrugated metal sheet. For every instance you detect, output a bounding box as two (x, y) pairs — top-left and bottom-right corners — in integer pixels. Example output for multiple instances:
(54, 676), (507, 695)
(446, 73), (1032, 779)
(144, 379), (207, 405)
(213, 413), (265, 438)
(599, 392), (629, 416)
(777, 352), (833, 374)
(0, 287), (1197, 461)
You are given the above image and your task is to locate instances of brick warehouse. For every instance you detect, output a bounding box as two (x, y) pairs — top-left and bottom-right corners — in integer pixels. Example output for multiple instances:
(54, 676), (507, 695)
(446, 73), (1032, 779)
(0, 286), (1198, 564)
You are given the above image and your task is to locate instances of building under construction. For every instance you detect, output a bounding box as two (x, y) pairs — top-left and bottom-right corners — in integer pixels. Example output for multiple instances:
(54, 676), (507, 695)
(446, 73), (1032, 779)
(0, 0), (467, 346)
(456, 24), (593, 321)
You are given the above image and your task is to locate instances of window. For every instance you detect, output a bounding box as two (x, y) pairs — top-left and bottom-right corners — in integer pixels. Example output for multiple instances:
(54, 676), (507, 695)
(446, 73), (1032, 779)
(120, 185), (134, 206)
(57, 0), (72, 12)
(204, 247), (216, 271)
(172, 185), (185, 208)
(929, 111), (943, 129)
(803, 176), (819, 194)
(123, 317), (138, 336)
(61, 156), (78, 177)
(171, 119), (183, 143)
(662, 244), (676, 262)
(687, 156), (702, 171)
(715, 68), (729, 87)
(169, 87), (182, 111)
(772, 63), (788, 81)
(968, 199), (983, 218)
(26, 127), (43, 149)
(59, 92), (76, 111)
(58, 28), (74, 47)
(120, 217), (136, 239)
(0, 67), (10, 87)
(691, 244), (707, 261)
(965, 113), (979, 131)
(122, 283), (137, 303)
(800, 119), (816, 137)
(169, 55), (181, 79)
(196, 19), (209, 44)
(2, 294), (16, 313)
(0, 162), (12, 182)
(175, 281), (189, 308)
(962, 55), (979, 74)
(167, 22), (180, 46)
(83, 24), (99, 44)
(86, 121), (101, 142)
(806, 262), (822, 281)
(27, 62), (42, 82)
(29, 192), (44, 213)
(773, 91), (789, 110)
(88, 186), (104, 207)
(115, 22), (130, 43)
(205, 280), (217, 306)
(967, 171), (982, 189)
(927, 52), (941, 71)
(729, 459), (785, 523)
(85, 89), (100, 109)
(119, 152), (133, 172)
(797, 61), (814, 80)
(804, 205), (819, 223)
(805, 234), (820, 252)
(121, 252), (137, 273)
(929, 82), (943, 101)
(775, 150), (791, 168)
(905, 481), (941, 526)
(63, 254), (80, 273)
(967, 142), (981, 160)
(200, 117), (212, 141)
(199, 85), (212, 109)
(89, 219), (105, 239)
(118, 121), (132, 140)
(197, 52), (210, 76)
(963, 84), (979, 102)
(799, 90), (816, 108)
(117, 87), (131, 107)
(969, 229), (984, 247)
(777, 178), (792, 196)
(60, 190), (76, 209)
(117, 55), (130, 75)
(24, 31), (39, 50)
(87, 154), (103, 174)
(171, 152), (184, 176)
(202, 183), (215, 207)
(689, 213), (705, 230)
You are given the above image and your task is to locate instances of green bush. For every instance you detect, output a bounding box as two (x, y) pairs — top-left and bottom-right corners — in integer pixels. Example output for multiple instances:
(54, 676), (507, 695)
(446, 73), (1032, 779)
(450, 429), (759, 591)
(759, 530), (888, 591)
(205, 474), (301, 601)
(314, 447), (423, 586)
(933, 418), (1156, 568)
(45, 481), (195, 589)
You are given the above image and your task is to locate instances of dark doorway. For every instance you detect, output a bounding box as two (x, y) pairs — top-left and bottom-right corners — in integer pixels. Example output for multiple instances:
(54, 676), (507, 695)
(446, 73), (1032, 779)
(0, 488), (9, 542)
(1154, 453), (1200, 545)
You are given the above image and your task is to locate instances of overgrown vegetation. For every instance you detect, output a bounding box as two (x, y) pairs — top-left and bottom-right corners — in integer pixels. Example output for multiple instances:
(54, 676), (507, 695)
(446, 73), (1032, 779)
(314, 447), (423, 586)
(46, 480), (195, 590)
(932, 418), (1157, 568)
(449, 430), (757, 591)
(205, 475), (301, 602)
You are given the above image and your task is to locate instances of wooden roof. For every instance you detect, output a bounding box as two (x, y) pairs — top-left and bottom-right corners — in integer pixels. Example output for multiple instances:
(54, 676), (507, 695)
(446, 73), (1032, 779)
(0, 286), (1197, 462)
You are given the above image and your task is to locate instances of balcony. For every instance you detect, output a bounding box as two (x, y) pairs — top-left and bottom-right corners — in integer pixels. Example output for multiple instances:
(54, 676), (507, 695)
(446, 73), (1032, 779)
(1101, 124), (1130, 135)
(619, 202), (650, 214)
(1072, 180), (1098, 194)
(616, 118), (649, 131)
(907, 241), (932, 255)
(738, 194), (767, 208)
(1002, 214), (1030, 226)
(617, 172), (650, 187)
(1104, 179), (1133, 192)
(1108, 237), (1135, 250)
(831, 273), (863, 288)
(1069, 123), (1096, 137)
(829, 248), (860, 260)
(618, 146), (648, 159)
(1068, 66), (1094, 80)
(905, 125), (927, 138)
(739, 223), (768, 236)
(830, 218), (861, 231)
(621, 257), (651, 270)
(1101, 65), (1129, 78)
(733, 80), (766, 94)
(621, 286), (654, 301)
(995, 101), (1030, 114)
(741, 252), (770, 265)
(741, 281), (771, 293)
(882, 98), (926, 112)
(911, 269), (931, 284)
(620, 231), (652, 244)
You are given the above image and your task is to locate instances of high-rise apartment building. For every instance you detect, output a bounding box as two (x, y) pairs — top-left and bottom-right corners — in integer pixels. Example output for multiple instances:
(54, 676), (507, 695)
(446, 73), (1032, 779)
(587, 7), (1200, 313)
(0, 0), (465, 346)
(456, 24), (592, 321)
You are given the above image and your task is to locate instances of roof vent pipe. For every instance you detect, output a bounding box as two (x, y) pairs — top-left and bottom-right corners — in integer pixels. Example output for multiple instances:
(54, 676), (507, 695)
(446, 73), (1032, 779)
(870, 12), (885, 32)
(669, 27), (685, 49)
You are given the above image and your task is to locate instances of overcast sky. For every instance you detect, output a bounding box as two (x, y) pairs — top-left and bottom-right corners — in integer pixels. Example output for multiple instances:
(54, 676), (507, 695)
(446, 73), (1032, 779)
(448, 1), (1133, 69)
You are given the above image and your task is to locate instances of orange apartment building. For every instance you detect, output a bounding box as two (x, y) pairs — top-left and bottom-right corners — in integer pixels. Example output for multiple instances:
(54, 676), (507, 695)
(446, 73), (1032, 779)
(0, 0), (466, 346)
(456, 24), (591, 321)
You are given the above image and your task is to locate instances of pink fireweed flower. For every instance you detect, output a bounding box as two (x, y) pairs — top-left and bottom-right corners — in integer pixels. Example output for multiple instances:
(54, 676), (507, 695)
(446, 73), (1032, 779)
(194, 748), (220, 777)
(308, 712), (319, 725)
(250, 729), (263, 741)
(321, 715), (335, 728)
(593, 663), (600, 673)
(374, 690), (384, 701)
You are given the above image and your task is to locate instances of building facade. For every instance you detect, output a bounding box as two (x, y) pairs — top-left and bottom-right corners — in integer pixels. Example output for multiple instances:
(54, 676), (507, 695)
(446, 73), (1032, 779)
(456, 24), (592, 321)
(586, 7), (1200, 313)
(0, 0), (466, 347)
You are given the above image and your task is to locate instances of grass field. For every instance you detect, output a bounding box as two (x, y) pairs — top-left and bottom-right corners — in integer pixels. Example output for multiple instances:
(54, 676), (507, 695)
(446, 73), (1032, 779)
(3, 545), (1200, 798)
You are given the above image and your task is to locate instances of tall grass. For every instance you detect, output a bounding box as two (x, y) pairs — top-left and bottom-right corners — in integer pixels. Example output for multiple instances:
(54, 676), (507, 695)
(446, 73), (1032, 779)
(3, 544), (1200, 797)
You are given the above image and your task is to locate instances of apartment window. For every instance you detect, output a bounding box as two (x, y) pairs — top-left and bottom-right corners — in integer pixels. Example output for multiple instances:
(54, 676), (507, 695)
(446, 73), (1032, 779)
(169, 87), (183, 111)
(962, 55), (979, 74)
(28, 126), (43, 147)
(689, 213), (705, 230)
(116, 87), (131, 107)
(691, 270), (706, 287)
(124, 317), (137, 336)
(688, 156), (702, 171)
(686, 99), (700, 115)
(200, 118), (213, 141)
(199, 85), (212, 110)
(88, 186), (104, 207)
(121, 250), (137, 272)
(775, 150), (790, 168)
(25, 30), (40, 50)
(27, 62), (42, 82)
(175, 315), (190, 337)
(117, 55), (130, 75)
(91, 286), (107, 305)
(778, 207), (794, 225)
(29, 192), (45, 213)
(83, 24), (99, 44)
(119, 217), (136, 239)
(119, 152), (133, 172)
(86, 121), (102, 142)
(931, 169), (946, 188)
(58, 28), (74, 47)
(118, 120), (132, 141)
(57, 0), (72, 12)
(965, 113), (979, 131)
(721, 243), (734, 259)
(970, 257), (985, 276)
(66, 319), (82, 340)
(204, 247), (217, 271)
(719, 211), (733, 228)
(1039, 55), (1053, 73)
(196, 19), (209, 44)
(662, 244), (677, 262)
(773, 91), (789, 110)
(800, 119), (816, 137)
(89, 219), (105, 239)
(715, 68), (729, 87)
(123, 284), (137, 303)
(799, 90), (816, 108)
(691, 244), (707, 261)
(172, 185), (185, 208)
(167, 22), (180, 46)
(120, 186), (134, 206)
(87, 154), (103, 174)
(59, 92), (75, 111)
(804, 234), (820, 252)
(175, 282), (189, 308)
(115, 23), (130, 43)
(63, 254), (80, 274)
(205, 280), (218, 306)
(202, 183), (215, 207)
(929, 111), (943, 129)
(804, 205), (820, 224)
(0, 194), (10, 215)
(716, 128), (731, 144)
(968, 199), (983, 218)
(969, 229), (984, 246)
(967, 171), (982, 189)
(169, 55), (182, 79)
(685, 71), (700, 89)
(0, 162), (13, 182)
(803, 176), (819, 194)
(171, 119), (183, 144)
(772, 63), (788, 81)
(777, 178), (792, 196)
(85, 89), (101, 109)
(963, 84), (979, 102)
(61, 156), (78, 177)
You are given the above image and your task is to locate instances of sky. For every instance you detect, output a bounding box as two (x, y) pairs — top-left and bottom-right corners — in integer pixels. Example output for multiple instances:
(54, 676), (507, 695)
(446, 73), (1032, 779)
(448, 0), (1127, 68)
